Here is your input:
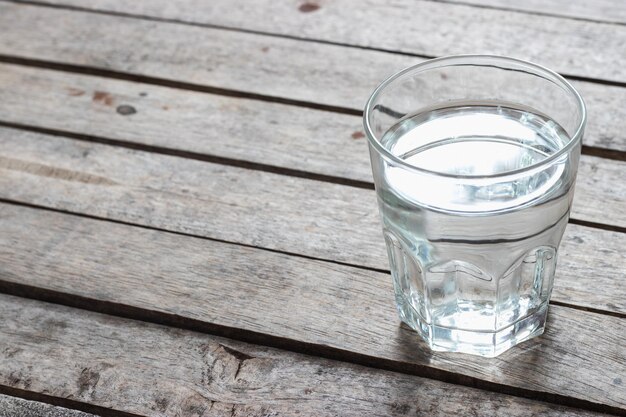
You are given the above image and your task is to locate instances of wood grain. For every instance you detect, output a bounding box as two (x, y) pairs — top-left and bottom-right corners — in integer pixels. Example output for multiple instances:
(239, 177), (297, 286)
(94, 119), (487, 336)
(0, 127), (624, 315)
(0, 2), (622, 415)
(0, 63), (370, 184)
(0, 204), (624, 411)
(0, 395), (96, 417)
(431, 0), (626, 24)
(1, 294), (613, 417)
(0, 1), (401, 112)
(0, 65), (625, 191)
(1, 5), (626, 154)
(0, 66), (624, 229)
(14, 0), (626, 83)
(0, 295), (617, 417)
(573, 156), (626, 228)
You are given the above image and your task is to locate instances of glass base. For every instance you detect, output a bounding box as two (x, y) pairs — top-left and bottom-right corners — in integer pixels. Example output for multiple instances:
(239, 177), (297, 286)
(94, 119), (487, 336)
(397, 295), (548, 357)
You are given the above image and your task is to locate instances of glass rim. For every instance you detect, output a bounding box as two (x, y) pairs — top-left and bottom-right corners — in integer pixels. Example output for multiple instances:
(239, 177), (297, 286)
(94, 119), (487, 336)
(363, 54), (587, 180)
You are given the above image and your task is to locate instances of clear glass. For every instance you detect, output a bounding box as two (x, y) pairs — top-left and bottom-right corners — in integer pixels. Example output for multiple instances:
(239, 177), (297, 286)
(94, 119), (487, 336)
(364, 55), (586, 357)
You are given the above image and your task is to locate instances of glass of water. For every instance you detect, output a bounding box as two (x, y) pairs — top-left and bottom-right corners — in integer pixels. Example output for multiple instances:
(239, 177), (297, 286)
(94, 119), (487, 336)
(364, 55), (586, 357)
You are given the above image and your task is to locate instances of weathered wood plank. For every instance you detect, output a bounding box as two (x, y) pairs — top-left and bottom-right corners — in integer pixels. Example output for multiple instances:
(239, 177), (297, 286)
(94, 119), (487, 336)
(432, 0), (626, 24)
(0, 63), (369, 183)
(0, 1), (399, 112)
(575, 81), (626, 153)
(0, 204), (624, 411)
(1, 295), (612, 417)
(0, 127), (624, 315)
(574, 156), (626, 227)
(0, 395), (95, 417)
(0, 63), (625, 188)
(0, 9), (626, 160)
(0, 65), (623, 230)
(15, 0), (626, 83)
(554, 225), (625, 314)
(1, 5), (626, 154)
(0, 8), (626, 156)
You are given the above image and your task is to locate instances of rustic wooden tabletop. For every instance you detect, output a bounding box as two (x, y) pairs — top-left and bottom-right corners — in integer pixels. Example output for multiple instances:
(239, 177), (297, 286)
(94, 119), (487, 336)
(0, 0), (624, 416)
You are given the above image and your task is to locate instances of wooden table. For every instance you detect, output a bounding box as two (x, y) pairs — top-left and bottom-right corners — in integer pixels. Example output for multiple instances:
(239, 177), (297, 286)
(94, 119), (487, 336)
(0, 1), (624, 416)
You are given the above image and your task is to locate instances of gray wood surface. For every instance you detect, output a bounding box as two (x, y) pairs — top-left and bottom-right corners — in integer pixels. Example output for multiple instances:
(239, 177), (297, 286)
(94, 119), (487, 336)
(0, 1), (623, 416)
(14, 0), (626, 82)
(0, 395), (95, 417)
(0, 0), (626, 415)
(0, 295), (611, 417)
(0, 127), (623, 315)
(0, 204), (624, 411)
(0, 63), (624, 189)
(0, 63), (369, 183)
(0, 9), (626, 155)
(1, 5), (626, 154)
(0, 67), (623, 231)
(432, 0), (626, 24)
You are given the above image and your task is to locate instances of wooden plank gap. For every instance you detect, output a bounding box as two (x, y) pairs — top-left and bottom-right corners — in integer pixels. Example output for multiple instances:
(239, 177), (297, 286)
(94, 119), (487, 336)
(4, 0), (626, 87)
(0, 289), (623, 416)
(0, 121), (624, 236)
(581, 146), (626, 163)
(0, 55), (362, 116)
(0, 120), (375, 190)
(0, 0), (437, 60)
(1, 197), (625, 321)
(569, 218), (626, 235)
(0, 386), (141, 417)
(427, 0), (626, 26)
(0, 197), (388, 274)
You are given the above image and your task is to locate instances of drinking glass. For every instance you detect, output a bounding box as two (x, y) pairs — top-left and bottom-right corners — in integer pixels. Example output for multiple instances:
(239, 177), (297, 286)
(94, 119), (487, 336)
(363, 55), (586, 357)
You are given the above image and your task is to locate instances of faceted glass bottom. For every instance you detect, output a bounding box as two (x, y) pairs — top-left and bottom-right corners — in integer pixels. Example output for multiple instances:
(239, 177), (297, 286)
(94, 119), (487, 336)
(396, 292), (549, 357)
(384, 228), (558, 357)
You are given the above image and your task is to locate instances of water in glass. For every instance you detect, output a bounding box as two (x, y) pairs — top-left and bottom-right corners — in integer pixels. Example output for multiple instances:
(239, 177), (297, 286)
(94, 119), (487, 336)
(378, 103), (574, 356)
